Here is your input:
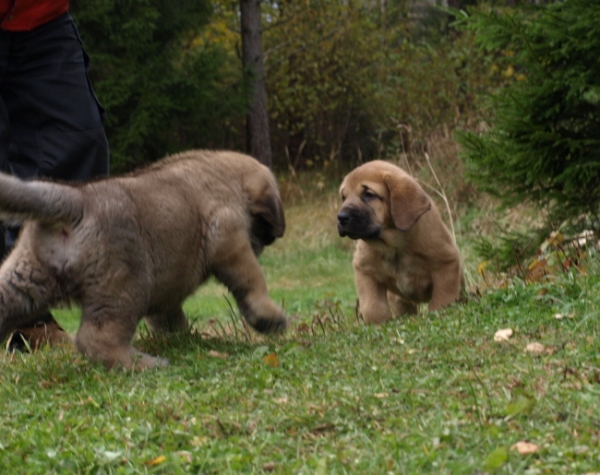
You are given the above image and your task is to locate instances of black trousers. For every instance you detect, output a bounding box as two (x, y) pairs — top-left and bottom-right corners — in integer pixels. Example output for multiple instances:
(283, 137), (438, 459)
(0, 12), (110, 253)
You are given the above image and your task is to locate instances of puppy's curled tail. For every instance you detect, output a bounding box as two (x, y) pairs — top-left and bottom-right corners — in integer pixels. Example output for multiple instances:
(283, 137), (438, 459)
(0, 172), (84, 224)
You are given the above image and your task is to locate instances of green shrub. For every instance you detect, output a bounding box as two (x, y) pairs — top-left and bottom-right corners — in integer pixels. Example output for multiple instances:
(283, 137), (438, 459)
(456, 1), (600, 231)
(261, 1), (498, 174)
(72, 0), (249, 171)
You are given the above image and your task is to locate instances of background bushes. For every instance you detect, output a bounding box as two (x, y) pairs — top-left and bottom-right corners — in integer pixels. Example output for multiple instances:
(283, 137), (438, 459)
(457, 0), (600, 232)
(72, 0), (249, 171)
(72, 0), (499, 177)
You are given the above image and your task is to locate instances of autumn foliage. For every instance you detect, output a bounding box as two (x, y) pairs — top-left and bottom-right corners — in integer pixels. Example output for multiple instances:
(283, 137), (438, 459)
(72, 0), (498, 174)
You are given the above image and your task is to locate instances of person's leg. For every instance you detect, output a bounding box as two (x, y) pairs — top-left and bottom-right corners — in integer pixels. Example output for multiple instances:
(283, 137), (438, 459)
(0, 13), (109, 350)
(4, 12), (110, 245)
(0, 34), (10, 261)
(2, 12), (109, 185)
(0, 113), (8, 261)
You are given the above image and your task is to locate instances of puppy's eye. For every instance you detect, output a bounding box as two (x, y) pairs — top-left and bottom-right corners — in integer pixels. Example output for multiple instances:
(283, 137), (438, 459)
(363, 190), (378, 201)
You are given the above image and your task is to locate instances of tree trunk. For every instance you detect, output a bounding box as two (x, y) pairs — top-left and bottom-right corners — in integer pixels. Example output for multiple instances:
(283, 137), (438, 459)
(240, 0), (272, 168)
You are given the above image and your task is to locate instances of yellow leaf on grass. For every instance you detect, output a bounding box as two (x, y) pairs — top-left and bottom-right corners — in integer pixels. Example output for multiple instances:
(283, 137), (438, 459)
(477, 260), (490, 275)
(145, 455), (166, 466)
(527, 257), (540, 271)
(527, 258), (548, 282)
(503, 65), (515, 77)
(547, 230), (564, 247)
(511, 441), (540, 455)
(264, 353), (279, 367)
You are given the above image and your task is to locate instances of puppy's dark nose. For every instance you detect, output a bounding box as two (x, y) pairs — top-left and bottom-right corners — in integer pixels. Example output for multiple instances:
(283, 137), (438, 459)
(337, 211), (350, 226)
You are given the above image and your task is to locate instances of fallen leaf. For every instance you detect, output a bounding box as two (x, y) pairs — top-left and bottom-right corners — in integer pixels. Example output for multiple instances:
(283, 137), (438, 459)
(525, 342), (545, 354)
(510, 441), (540, 455)
(477, 260), (490, 276)
(554, 312), (574, 320)
(527, 257), (542, 271)
(208, 350), (228, 360)
(527, 258), (548, 282)
(264, 353), (279, 367)
(503, 64), (515, 77)
(374, 393), (389, 398)
(547, 230), (564, 247)
(263, 461), (276, 471)
(144, 455), (166, 466)
(494, 328), (513, 342)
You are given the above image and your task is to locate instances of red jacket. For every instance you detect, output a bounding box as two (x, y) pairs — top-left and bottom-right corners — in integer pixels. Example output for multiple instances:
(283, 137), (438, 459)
(0, 0), (69, 31)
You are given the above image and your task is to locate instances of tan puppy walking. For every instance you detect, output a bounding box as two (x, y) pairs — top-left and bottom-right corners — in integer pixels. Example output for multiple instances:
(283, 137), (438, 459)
(0, 150), (288, 369)
(337, 160), (463, 323)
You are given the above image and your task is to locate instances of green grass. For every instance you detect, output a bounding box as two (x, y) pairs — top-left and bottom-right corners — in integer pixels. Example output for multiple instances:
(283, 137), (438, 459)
(2, 178), (600, 474)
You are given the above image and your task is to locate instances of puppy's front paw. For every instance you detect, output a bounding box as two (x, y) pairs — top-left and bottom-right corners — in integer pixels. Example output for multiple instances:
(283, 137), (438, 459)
(252, 313), (288, 334)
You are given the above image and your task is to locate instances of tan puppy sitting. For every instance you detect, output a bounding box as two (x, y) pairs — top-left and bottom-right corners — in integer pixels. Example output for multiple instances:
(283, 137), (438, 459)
(337, 160), (463, 323)
(0, 150), (288, 369)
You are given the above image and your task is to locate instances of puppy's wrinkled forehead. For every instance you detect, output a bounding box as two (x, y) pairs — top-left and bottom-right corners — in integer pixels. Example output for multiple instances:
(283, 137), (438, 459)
(340, 161), (405, 198)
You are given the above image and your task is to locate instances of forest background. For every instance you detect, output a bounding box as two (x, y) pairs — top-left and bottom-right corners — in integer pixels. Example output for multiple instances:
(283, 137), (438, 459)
(69, 0), (597, 269)
(71, 0), (505, 177)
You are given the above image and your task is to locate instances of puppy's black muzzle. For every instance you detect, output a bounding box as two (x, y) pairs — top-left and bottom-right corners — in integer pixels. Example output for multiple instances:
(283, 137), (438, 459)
(337, 206), (380, 240)
(337, 210), (351, 227)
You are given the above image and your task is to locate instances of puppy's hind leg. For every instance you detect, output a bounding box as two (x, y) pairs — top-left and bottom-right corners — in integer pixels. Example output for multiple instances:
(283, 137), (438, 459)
(213, 241), (287, 335)
(0, 249), (59, 343)
(76, 301), (168, 370)
(144, 307), (189, 333)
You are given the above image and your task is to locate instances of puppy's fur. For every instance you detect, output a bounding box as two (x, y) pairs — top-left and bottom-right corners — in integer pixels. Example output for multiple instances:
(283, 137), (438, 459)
(0, 150), (288, 368)
(337, 160), (463, 323)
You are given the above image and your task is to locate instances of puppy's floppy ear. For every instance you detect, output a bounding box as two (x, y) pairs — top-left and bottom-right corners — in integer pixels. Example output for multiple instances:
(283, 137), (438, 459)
(384, 172), (431, 231)
(250, 188), (286, 239)
(244, 169), (286, 240)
